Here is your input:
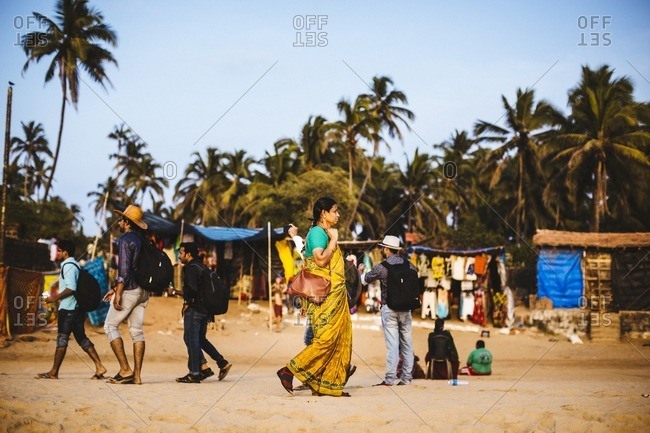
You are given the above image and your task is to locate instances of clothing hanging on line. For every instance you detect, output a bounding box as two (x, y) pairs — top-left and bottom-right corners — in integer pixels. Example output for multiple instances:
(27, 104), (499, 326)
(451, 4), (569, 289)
(421, 288), (437, 320)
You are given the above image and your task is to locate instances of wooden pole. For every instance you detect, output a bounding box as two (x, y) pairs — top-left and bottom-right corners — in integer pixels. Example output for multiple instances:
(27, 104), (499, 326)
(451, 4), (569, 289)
(1, 84), (13, 265)
(179, 218), (185, 243)
(91, 191), (110, 260)
(268, 222), (273, 333)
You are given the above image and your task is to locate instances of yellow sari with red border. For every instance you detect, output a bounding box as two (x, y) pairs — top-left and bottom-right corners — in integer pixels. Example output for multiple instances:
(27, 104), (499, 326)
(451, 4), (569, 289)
(287, 244), (352, 396)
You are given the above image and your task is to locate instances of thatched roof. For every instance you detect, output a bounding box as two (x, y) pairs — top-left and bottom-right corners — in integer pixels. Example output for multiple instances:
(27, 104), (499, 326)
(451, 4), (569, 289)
(533, 229), (650, 248)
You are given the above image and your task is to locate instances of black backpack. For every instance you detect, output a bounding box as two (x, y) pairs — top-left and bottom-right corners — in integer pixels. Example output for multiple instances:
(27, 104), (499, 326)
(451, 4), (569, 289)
(345, 260), (362, 308)
(191, 263), (230, 315)
(61, 263), (102, 312)
(383, 260), (420, 311)
(134, 235), (173, 294)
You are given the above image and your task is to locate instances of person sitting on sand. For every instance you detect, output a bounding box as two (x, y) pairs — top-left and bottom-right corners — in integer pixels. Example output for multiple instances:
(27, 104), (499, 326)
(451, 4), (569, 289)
(460, 340), (492, 376)
(425, 318), (460, 380)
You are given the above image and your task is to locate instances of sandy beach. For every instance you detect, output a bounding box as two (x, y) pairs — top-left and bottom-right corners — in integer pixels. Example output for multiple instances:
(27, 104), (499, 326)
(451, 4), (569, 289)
(1, 297), (648, 433)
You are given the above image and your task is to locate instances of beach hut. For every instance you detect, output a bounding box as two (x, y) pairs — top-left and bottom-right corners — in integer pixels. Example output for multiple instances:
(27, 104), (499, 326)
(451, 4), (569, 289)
(532, 230), (650, 340)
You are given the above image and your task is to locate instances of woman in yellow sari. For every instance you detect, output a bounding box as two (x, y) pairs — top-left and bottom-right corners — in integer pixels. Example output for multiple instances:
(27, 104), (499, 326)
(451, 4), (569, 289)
(277, 197), (353, 397)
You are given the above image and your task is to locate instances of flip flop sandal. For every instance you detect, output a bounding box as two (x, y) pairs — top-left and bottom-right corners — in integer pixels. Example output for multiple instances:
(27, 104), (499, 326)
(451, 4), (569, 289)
(36, 372), (56, 379)
(200, 368), (215, 380)
(90, 373), (106, 380)
(276, 367), (293, 394)
(346, 365), (357, 380)
(175, 374), (201, 383)
(218, 363), (232, 381)
(107, 373), (135, 384)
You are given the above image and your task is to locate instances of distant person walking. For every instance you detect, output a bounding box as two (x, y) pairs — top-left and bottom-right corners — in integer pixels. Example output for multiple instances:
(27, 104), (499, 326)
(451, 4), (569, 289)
(277, 197), (353, 397)
(103, 204), (150, 385)
(176, 242), (231, 383)
(362, 235), (418, 386)
(36, 240), (107, 380)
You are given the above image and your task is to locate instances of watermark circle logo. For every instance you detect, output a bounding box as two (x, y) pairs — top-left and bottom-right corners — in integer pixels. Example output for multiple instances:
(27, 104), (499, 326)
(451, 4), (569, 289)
(163, 161), (177, 180)
(443, 161), (457, 180)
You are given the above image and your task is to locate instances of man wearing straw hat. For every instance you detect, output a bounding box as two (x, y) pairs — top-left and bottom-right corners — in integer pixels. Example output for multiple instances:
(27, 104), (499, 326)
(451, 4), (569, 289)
(103, 204), (149, 385)
(362, 235), (417, 386)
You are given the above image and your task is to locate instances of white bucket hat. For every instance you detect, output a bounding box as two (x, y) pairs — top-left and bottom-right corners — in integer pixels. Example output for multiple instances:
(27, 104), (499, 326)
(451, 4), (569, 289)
(379, 235), (401, 250)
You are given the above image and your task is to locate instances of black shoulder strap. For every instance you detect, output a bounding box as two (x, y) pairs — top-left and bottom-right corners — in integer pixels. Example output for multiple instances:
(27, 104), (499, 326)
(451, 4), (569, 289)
(188, 262), (209, 280)
(188, 262), (206, 272)
(381, 259), (409, 270)
(60, 262), (81, 278)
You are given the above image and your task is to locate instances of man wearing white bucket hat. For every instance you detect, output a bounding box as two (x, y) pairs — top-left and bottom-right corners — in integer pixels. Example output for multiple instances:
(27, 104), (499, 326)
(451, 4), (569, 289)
(362, 235), (418, 386)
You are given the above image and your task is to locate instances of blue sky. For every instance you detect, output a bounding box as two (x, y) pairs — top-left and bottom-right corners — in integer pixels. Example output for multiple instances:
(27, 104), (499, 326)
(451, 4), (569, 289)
(1, 0), (649, 235)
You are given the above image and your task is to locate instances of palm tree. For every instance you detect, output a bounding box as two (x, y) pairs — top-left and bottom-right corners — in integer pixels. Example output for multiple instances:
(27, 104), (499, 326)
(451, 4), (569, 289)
(362, 76), (414, 142)
(218, 150), (256, 226)
(298, 115), (329, 170)
(70, 203), (83, 231)
(151, 202), (175, 221)
(30, 157), (53, 202)
(474, 88), (563, 237)
(174, 148), (225, 224)
(434, 130), (480, 229)
(108, 123), (132, 177)
(346, 76), (415, 228)
(112, 137), (147, 182)
(11, 121), (52, 200)
(124, 154), (168, 207)
(549, 65), (650, 232)
(392, 149), (448, 236)
(87, 176), (122, 217)
(21, 0), (117, 202)
(324, 96), (380, 193)
(256, 139), (301, 188)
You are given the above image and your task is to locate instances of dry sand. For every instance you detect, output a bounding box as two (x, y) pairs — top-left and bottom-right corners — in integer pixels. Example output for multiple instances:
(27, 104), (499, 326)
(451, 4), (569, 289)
(1, 297), (648, 433)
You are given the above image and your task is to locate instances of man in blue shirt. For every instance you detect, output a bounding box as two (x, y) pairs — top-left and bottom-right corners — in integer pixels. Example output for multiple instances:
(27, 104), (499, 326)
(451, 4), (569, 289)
(103, 204), (149, 385)
(36, 240), (106, 379)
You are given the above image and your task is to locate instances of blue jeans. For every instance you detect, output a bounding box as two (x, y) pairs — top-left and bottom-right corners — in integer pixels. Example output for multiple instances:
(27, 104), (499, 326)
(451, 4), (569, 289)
(380, 304), (413, 384)
(57, 309), (93, 350)
(185, 308), (228, 375)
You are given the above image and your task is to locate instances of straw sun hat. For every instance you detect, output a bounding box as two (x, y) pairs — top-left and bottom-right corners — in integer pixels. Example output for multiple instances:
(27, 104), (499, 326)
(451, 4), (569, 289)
(116, 204), (148, 230)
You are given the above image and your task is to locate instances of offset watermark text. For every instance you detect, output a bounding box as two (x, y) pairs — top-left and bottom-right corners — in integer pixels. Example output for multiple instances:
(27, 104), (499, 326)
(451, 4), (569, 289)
(293, 15), (328, 47)
(578, 15), (612, 47)
(13, 15), (47, 47)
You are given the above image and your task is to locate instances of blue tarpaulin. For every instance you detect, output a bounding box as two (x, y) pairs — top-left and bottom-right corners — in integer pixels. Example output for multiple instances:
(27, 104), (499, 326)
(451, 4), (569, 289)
(112, 204), (285, 242)
(188, 225), (285, 243)
(537, 249), (583, 308)
(85, 257), (110, 326)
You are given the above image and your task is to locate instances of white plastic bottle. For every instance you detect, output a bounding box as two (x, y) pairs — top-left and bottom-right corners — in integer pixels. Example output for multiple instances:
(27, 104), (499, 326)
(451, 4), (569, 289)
(448, 379), (469, 386)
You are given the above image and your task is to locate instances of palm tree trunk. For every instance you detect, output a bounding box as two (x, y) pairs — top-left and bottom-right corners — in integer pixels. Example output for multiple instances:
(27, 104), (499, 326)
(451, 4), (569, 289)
(23, 155), (29, 200)
(517, 151), (523, 237)
(348, 149), (354, 193)
(43, 84), (66, 203)
(407, 204), (413, 233)
(345, 155), (373, 229)
(593, 160), (603, 232)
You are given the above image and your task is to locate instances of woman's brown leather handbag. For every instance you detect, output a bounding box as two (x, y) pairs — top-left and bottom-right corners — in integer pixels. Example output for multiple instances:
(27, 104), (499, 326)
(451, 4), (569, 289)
(289, 268), (331, 305)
